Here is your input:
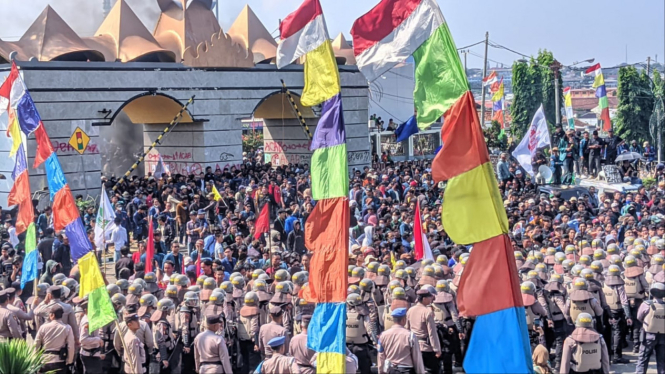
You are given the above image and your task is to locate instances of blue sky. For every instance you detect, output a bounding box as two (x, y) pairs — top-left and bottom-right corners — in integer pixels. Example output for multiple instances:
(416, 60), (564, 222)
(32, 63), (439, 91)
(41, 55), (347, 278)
(2, 0), (663, 69)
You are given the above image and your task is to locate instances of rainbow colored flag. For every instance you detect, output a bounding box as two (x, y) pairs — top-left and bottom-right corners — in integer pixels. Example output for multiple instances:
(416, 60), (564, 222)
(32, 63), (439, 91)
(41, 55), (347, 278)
(352, 1), (531, 372)
(563, 87), (575, 129)
(277, 1), (349, 373)
(491, 77), (505, 128)
(585, 63), (611, 131)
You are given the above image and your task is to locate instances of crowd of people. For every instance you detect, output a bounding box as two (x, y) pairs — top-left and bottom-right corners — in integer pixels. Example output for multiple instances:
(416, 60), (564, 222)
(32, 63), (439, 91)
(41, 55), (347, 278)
(0, 149), (664, 374)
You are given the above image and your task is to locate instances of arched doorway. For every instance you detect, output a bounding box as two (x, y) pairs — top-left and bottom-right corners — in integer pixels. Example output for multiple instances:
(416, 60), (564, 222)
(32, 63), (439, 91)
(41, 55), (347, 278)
(99, 92), (197, 177)
(250, 91), (318, 166)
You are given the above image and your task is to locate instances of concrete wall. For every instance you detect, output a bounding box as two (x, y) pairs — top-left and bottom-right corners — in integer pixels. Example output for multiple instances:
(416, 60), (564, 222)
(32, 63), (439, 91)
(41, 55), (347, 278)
(0, 61), (370, 207)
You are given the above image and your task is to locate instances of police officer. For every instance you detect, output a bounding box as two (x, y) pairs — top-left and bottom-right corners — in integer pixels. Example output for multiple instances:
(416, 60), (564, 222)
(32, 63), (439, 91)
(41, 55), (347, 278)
(359, 278), (380, 342)
(635, 282), (665, 374)
(151, 298), (177, 374)
(78, 297), (105, 373)
(543, 273), (567, 371)
(289, 314), (315, 374)
(114, 303), (155, 368)
(565, 279), (604, 329)
(145, 272), (164, 299)
(5, 287), (36, 339)
(346, 293), (374, 374)
(623, 255), (650, 353)
(521, 281), (549, 348)
(377, 308), (425, 374)
(600, 265), (633, 364)
(431, 281), (461, 374)
(193, 314), (233, 373)
(116, 279), (130, 296)
(35, 304), (76, 374)
(406, 288), (441, 374)
(124, 312), (147, 374)
(560, 313), (610, 374)
(261, 336), (300, 374)
(127, 282), (144, 306)
(258, 306), (288, 359)
(35, 285), (80, 346)
(0, 289), (21, 340)
(238, 291), (261, 374)
(178, 290), (200, 371)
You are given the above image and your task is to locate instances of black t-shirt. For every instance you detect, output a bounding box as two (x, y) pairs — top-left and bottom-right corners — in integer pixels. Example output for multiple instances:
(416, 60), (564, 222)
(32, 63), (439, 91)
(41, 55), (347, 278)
(589, 137), (604, 157)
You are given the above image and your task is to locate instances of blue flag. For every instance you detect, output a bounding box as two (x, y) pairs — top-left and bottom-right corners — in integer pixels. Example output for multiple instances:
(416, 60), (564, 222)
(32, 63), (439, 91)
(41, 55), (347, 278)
(394, 116), (418, 142)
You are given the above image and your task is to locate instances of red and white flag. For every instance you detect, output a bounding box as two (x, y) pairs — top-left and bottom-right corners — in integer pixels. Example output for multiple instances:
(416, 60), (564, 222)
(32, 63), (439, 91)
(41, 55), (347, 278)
(254, 202), (271, 240)
(413, 200), (433, 261)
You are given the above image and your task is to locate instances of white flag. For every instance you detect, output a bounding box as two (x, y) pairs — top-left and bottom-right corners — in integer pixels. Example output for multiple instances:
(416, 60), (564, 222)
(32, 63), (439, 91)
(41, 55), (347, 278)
(511, 105), (551, 176)
(153, 154), (170, 179)
(94, 184), (116, 250)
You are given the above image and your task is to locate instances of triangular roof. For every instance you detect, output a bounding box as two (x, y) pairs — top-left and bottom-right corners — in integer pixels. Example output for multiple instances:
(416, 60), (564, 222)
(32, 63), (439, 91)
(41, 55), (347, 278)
(227, 5), (277, 63)
(332, 33), (356, 65)
(94, 0), (174, 62)
(18, 6), (103, 61)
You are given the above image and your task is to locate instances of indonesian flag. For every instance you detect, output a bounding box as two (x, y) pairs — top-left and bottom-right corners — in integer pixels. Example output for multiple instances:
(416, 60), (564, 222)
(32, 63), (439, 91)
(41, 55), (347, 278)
(254, 202), (270, 240)
(413, 200), (433, 261)
(145, 219), (155, 273)
(483, 71), (498, 87)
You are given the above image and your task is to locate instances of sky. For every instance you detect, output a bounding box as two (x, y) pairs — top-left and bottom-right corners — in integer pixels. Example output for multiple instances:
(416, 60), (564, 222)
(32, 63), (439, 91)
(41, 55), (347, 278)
(1, 0), (663, 69)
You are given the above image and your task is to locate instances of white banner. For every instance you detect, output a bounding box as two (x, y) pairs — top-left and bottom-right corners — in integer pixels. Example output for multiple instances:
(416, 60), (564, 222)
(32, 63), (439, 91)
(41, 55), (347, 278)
(512, 105), (551, 176)
(94, 184), (116, 250)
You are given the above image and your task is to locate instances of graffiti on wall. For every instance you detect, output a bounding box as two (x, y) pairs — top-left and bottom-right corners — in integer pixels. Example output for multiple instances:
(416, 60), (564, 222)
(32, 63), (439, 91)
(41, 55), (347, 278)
(52, 140), (100, 155)
(146, 151), (241, 175)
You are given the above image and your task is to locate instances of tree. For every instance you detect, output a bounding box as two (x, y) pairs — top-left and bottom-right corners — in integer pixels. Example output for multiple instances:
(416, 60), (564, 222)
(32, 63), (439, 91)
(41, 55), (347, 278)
(650, 71), (664, 158)
(483, 120), (507, 150)
(615, 67), (654, 144)
(510, 50), (562, 139)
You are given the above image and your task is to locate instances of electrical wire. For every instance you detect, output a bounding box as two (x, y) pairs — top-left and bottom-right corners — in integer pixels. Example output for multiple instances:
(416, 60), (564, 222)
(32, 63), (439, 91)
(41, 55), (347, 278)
(457, 40), (485, 50)
(369, 97), (405, 123)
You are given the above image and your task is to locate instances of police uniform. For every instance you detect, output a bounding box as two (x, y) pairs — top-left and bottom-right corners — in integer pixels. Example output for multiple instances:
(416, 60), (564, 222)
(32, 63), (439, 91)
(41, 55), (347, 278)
(431, 284), (462, 374)
(0, 290), (22, 341)
(377, 308), (425, 374)
(34, 305), (76, 374)
(261, 336), (300, 374)
(634, 283), (665, 374)
(560, 314), (610, 374)
(289, 315), (315, 374)
(601, 267), (632, 362)
(177, 296), (199, 371)
(34, 287), (80, 346)
(258, 306), (288, 359)
(623, 261), (649, 352)
(346, 294), (374, 374)
(124, 314), (147, 374)
(150, 305), (176, 374)
(544, 278), (568, 370)
(238, 297), (261, 373)
(79, 312), (104, 373)
(193, 315), (233, 374)
(405, 290), (441, 374)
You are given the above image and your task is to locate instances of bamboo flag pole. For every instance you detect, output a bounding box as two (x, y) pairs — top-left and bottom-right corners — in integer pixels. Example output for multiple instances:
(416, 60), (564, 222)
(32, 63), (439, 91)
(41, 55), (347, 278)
(280, 80), (312, 141)
(112, 95), (195, 191)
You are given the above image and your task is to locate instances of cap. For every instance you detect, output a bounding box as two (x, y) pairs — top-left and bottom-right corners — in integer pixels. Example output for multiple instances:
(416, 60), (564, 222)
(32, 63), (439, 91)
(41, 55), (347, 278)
(269, 306), (283, 315)
(124, 313), (140, 323)
(390, 308), (407, 318)
(205, 314), (221, 325)
(197, 209), (205, 215)
(267, 336), (286, 348)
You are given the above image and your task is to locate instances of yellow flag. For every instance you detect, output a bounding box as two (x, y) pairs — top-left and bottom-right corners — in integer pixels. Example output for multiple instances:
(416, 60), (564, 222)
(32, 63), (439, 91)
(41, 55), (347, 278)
(391, 251), (397, 269)
(212, 185), (223, 201)
(7, 112), (23, 157)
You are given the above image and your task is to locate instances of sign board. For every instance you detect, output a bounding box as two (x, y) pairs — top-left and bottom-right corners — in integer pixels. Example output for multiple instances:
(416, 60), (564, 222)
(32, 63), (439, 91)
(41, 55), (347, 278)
(68, 127), (90, 155)
(602, 165), (623, 184)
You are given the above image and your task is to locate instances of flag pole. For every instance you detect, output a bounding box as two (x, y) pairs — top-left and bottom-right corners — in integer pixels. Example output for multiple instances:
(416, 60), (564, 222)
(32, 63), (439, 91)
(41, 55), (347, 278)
(114, 319), (137, 371)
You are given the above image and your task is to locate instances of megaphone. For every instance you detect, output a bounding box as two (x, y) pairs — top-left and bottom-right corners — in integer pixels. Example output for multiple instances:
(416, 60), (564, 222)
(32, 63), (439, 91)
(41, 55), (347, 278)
(536, 165), (552, 184)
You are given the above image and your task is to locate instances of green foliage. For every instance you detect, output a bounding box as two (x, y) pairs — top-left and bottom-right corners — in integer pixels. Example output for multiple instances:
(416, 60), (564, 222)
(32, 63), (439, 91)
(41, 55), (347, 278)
(484, 120), (507, 150)
(510, 50), (562, 139)
(0, 340), (52, 374)
(615, 67), (654, 144)
(242, 131), (264, 152)
(642, 177), (656, 190)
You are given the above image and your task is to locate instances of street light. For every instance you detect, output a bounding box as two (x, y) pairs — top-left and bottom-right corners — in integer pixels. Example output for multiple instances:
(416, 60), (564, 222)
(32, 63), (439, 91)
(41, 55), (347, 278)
(569, 58), (595, 67)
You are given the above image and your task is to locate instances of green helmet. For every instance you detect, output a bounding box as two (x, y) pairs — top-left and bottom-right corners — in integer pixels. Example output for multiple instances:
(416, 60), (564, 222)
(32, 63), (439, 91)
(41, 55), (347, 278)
(391, 287), (406, 300)
(546, 247), (556, 256)
(405, 267), (416, 279)
(436, 280), (451, 294)
(607, 265), (621, 276)
(527, 270), (539, 280)
(209, 290), (226, 305)
(196, 276), (207, 287)
(231, 275), (245, 289)
(275, 269), (290, 282)
(220, 281), (233, 293)
(52, 273), (67, 286)
(183, 291), (199, 307)
(128, 283), (143, 296)
(394, 260), (406, 270)
(166, 285), (178, 298)
(170, 273), (179, 285)
(62, 278), (78, 292)
(624, 236), (635, 246)
(575, 313), (594, 328)
(367, 262), (380, 273)
(624, 255), (638, 268)
(133, 278), (147, 290)
(144, 272), (157, 284)
(421, 259), (434, 267)
(459, 254), (469, 266)
(580, 269), (595, 280)
(244, 291), (259, 306)
(359, 278), (374, 292)
(592, 249), (606, 260)
(351, 267), (365, 279)
(139, 294), (158, 308)
(589, 261), (603, 274)
(36, 283), (49, 297)
(514, 251), (524, 260)
(533, 252), (544, 263)
(203, 277), (217, 290)
(571, 265), (584, 277)
(573, 278), (589, 291)
(562, 259), (574, 272)
(252, 269), (265, 280)
(656, 239), (665, 250)
(346, 293), (362, 307)
(394, 269), (407, 280)
(652, 254), (664, 265)
(275, 281), (292, 294)
(116, 279), (130, 291)
(520, 281), (536, 295)
(554, 253), (566, 264)
(565, 245), (576, 255)
(347, 284), (360, 294)
(388, 280), (401, 292)
(535, 263), (547, 273)
(187, 285), (201, 294)
(437, 255), (449, 265)
(432, 264), (444, 279)
(422, 265), (435, 278)
(252, 279), (267, 292)
(377, 265), (391, 276)
(348, 265), (355, 276)
(579, 255), (591, 265)
(156, 298), (175, 312)
(607, 243), (619, 255)
(107, 284), (121, 297)
(610, 255), (622, 265)
(175, 275), (189, 287)
(550, 274), (563, 284)
(111, 293), (126, 308)
(591, 239), (603, 249)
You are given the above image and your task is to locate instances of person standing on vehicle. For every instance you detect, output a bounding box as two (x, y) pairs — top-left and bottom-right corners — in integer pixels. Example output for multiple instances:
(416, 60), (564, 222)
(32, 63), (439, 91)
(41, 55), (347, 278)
(604, 129), (623, 164)
(588, 131), (604, 178)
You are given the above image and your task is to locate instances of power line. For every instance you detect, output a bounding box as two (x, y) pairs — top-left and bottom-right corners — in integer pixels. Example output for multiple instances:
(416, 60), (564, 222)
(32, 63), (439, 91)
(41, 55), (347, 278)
(369, 97), (405, 123)
(457, 40), (485, 50)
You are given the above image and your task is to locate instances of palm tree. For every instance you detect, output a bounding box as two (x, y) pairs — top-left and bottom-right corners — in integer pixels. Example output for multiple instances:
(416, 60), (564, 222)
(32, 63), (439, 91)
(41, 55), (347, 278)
(0, 340), (52, 374)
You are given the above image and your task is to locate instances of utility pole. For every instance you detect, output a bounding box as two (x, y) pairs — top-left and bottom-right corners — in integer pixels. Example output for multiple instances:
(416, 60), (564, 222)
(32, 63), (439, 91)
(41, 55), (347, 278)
(647, 56), (651, 76)
(480, 32), (489, 128)
(550, 60), (563, 125)
(460, 50), (468, 76)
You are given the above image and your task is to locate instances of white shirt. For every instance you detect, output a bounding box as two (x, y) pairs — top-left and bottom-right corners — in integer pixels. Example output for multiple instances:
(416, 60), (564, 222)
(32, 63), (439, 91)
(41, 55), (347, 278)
(106, 225), (128, 252)
(8, 227), (18, 247)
